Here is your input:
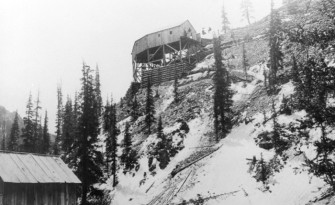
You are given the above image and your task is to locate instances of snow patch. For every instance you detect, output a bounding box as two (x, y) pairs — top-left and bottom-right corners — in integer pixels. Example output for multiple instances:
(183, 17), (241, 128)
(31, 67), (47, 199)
(193, 54), (214, 72)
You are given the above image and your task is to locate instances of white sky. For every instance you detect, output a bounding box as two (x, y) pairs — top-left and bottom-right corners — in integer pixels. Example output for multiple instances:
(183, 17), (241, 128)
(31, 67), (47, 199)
(0, 0), (282, 132)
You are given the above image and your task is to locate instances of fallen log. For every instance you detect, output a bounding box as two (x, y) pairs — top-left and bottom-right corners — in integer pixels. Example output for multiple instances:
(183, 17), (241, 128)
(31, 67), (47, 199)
(170, 145), (222, 178)
(172, 190), (240, 205)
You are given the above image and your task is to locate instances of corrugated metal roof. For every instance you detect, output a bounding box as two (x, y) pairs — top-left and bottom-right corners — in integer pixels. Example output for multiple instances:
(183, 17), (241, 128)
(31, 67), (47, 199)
(0, 152), (81, 184)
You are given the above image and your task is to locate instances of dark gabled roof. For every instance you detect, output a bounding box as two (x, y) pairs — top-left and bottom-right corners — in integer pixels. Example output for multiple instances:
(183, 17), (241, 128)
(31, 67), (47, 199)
(0, 152), (81, 184)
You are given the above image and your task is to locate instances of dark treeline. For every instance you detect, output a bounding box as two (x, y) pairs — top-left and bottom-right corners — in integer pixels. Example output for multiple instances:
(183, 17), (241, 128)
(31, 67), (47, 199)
(7, 92), (51, 154)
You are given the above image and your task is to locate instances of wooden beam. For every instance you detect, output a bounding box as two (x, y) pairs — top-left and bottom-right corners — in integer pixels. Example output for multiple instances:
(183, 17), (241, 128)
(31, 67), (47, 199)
(132, 61), (136, 82)
(165, 44), (178, 52)
(179, 38), (182, 61)
(163, 44), (166, 66)
(65, 184), (69, 205)
(147, 49), (150, 63)
(196, 45), (199, 63)
(167, 58), (176, 66)
(148, 59), (162, 63)
(148, 45), (162, 61)
(183, 41), (188, 50)
(188, 43), (190, 63)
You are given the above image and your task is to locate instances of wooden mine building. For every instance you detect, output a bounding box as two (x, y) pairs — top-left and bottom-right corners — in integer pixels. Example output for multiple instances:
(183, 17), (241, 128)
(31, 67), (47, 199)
(131, 20), (202, 86)
(0, 152), (81, 205)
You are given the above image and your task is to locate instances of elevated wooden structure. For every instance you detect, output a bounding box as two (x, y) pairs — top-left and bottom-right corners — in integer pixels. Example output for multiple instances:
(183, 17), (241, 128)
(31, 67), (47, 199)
(132, 20), (202, 84)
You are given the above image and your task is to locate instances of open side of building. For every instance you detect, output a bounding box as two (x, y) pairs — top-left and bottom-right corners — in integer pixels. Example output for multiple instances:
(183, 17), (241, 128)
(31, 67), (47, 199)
(131, 20), (203, 85)
(0, 152), (81, 205)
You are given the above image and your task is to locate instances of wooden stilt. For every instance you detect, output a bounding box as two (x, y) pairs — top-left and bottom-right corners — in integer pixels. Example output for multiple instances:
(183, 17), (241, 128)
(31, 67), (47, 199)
(163, 44), (166, 66)
(147, 49), (150, 63)
(179, 38), (182, 62)
(187, 41), (190, 64)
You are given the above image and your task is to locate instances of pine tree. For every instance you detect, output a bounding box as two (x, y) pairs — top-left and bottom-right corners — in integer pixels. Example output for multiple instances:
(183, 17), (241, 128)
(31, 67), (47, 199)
(41, 111), (50, 154)
(145, 78), (155, 134)
(36, 116), (44, 153)
(271, 100), (281, 154)
(54, 86), (63, 155)
(213, 37), (234, 142)
(103, 101), (119, 187)
(173, 73), (179, 103)
(63, 91), (80, 168)
(242, 42), (250, 83)
(33, 93), (42, 153)
(21, 93), (35, 152)
(130, 95), (140, 122)
(8, 111), (20, 151)
(125, 82), (141, 106)
(221, 1), (230, 34)
(62, 97), (74, 154)
(156, 116), (170, 169)
(102, 98), (111, 175)
(95, 65), (103, 118)
(1, 121), (5, 151)
(258, 153), (269, 185)
(120, 97), (124, 108)
(268, 0), (283, 92)
(157, 116), (164, 141)
(155, 89), (160, 98)
(73, 91), (80, 137)
(110, 103), (119, 187)
(121, 122), (137, 173)
(310, 124), (335, 192)
(73, 64), (105, 204)
(241, 0), (253, 25)
(103, 99), (111, 137)
(291, 55), (299, 83)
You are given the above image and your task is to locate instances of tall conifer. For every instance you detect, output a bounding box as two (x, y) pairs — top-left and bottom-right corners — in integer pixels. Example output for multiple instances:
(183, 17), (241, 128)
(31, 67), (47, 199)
(156, 116), (169, 169)
(145, 79), (155, 134)
(62, 97), (74, 154)
(41, 111), (50, 154)
(95, 65), (103, 118)
(33, 93), (42, 153)
(103, 100), (119, 187)
(54, 86), (63, 155)
(213, 37), (234, 142)
(221, 1), (230, 33)
(173, 73), (179, 103)
(8, 112), (20, 151)
(242, 42), (250, 83)
(291, 56), (299, 83)
(21, 93), (35, 152)
(121, 122), (137, 172)
(73, 64), (104, 204)
(130, 95), (140, 122)
(241, 0), (253, 25)
(1, 121), (5, 151)
(268, 0), (283, 92)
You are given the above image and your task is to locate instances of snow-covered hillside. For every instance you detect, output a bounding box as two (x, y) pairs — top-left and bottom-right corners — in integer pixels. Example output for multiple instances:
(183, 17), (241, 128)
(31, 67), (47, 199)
(101, 51), (335, 205)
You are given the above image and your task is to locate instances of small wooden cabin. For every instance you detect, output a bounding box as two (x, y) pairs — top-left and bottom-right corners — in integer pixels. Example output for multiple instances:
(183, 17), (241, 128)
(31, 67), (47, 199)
(0, 152), (81, 205)
(131, 20), (202, 84)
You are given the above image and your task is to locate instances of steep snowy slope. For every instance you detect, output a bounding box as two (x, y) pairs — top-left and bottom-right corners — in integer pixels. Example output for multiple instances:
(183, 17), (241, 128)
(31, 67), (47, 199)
(99, 1), (335, 203)
(102, 51), (333, 204)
